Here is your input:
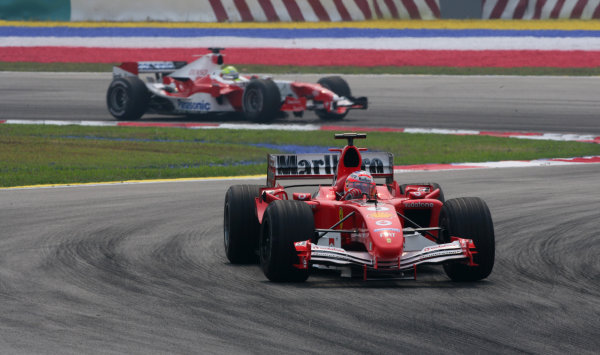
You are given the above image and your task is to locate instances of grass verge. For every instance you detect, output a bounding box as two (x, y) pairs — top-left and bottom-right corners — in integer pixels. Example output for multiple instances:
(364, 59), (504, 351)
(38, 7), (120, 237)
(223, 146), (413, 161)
(1, 124), (599, 188)
(2, 62), (600, 76)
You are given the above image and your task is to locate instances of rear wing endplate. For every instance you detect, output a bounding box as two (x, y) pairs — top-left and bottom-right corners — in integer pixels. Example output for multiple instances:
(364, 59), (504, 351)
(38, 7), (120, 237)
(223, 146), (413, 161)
(267, 152), (394, 187)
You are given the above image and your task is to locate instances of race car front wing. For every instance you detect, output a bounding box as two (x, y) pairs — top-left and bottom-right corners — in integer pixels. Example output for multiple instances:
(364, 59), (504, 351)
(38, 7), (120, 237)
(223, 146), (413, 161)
(333, 96), (368, 110)
(307, 96), (368, 112)
(294, 238), (476, 280)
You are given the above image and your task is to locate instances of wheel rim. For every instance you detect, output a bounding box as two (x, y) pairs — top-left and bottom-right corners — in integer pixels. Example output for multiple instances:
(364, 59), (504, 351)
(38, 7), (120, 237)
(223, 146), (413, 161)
(244, 88), (263, 113)
(109, 85), (128, 114)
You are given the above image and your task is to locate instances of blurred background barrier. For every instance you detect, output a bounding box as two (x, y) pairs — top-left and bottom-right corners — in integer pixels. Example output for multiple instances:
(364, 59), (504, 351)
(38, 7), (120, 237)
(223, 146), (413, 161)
(3, 0), (443, 21)
(0, 0), (70, 21)
(482, 0), (600, 19)
(2, 0), (598, 22)
(68, 0), (442, 22)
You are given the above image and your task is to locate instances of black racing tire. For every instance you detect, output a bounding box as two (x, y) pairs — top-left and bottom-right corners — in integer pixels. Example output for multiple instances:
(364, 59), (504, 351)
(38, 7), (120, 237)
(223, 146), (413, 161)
(223, 185), (262, 264)
(316, 76), (351, 120)
(259, 200), (314, 282)
(439, 197), (495, 282)
(400, 182), (445, 203)
(242, 78), (281, 122)
(106, 76), (150, 120)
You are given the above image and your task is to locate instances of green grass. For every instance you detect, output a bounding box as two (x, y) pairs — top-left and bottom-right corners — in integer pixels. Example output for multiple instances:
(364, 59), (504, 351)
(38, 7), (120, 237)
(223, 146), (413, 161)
(1, 124), (599, 188)
(2, 62), (600, 76)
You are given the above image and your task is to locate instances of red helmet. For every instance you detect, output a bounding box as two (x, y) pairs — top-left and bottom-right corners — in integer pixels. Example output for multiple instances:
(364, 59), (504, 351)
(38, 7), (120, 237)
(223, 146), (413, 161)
(344, 170), (376, 199)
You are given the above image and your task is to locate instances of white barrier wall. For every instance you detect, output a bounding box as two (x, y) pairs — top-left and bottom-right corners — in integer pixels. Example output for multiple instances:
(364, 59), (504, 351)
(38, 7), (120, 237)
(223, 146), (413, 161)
(71, 1), (215, 22)
(70, 0), (441, 22)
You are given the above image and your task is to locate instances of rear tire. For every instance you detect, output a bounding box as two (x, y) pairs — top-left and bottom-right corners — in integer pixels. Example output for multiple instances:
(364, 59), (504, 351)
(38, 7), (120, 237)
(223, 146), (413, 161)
(440, 197), (495, 281)
(242, 79), (281, 122)
(224, 185), (262, 264)
(316, 76), (351, 120)
(106, 76), (149, 120)
(259, 200), (314, 282)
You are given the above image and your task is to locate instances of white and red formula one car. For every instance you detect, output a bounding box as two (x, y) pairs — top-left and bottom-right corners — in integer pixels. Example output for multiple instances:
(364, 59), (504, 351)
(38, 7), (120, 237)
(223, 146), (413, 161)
(107, 48), (367, 122)
(224, 133), (495, 282)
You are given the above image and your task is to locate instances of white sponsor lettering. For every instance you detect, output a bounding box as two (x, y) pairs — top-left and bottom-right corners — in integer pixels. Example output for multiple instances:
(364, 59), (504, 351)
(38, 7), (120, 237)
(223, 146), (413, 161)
(373, 228), (401, 233)
(423, 244), (457, 252)
(367, 206), (390, 211)
(138, 61), (176, 71)
(375, 220), (392, 226)
(405, 202), (434, 208)
(379, 232), (396, 238)
(312, 245), (344, 252)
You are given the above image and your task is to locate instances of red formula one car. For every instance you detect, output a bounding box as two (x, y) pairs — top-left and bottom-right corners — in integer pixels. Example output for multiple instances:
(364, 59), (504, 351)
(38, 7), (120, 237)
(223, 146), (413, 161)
(107, 48), (367, 122)
(224, 133), (495, 282)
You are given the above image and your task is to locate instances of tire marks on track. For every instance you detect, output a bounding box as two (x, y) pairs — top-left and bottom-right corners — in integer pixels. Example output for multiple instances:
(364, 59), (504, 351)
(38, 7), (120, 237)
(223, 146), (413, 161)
(1, 167), (599, 353)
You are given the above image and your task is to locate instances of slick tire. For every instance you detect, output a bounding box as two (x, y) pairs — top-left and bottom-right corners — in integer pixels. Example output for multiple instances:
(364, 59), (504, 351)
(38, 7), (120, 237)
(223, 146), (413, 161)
(316, 76), (351, 120)
(260, 200), (314, 282)
(400, 182), (445, 203)
(224, 185), (262, 264)
(440, 197), (495, 282)
(242, 78), (281, 122)
(106, 76), (150, 120)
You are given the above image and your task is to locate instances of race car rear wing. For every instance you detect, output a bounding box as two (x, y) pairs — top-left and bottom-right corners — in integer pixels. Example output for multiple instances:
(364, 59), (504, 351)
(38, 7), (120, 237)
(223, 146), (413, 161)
(267, 152), (394, 187)
(112, 61), (188, 77)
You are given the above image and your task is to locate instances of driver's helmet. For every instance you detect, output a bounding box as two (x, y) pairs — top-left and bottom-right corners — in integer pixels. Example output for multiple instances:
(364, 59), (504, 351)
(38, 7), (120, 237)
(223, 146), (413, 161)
(221, 65), (239, 80)
(344, 170), (376, 199)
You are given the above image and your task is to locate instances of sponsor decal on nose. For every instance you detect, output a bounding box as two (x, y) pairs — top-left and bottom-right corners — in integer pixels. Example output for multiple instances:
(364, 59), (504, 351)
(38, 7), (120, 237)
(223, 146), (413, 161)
(375, 220), (392, 226)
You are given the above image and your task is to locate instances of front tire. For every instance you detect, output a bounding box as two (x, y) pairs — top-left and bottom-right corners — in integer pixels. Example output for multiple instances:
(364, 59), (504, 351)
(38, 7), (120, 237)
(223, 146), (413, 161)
(106, 76), (149, 120)
(316, 76), (351, 120)
(260, 200), (314, 282)
(242, 79), (281, 122)
(224, 185), (262, 264)
(440, 197), (495, 281)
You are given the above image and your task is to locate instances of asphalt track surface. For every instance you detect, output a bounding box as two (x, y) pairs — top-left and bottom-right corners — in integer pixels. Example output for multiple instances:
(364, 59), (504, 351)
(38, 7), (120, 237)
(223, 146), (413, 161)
(1, 166), (599, 354)
(1, 72), (599, 354)
(1, 72), (600, 135)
